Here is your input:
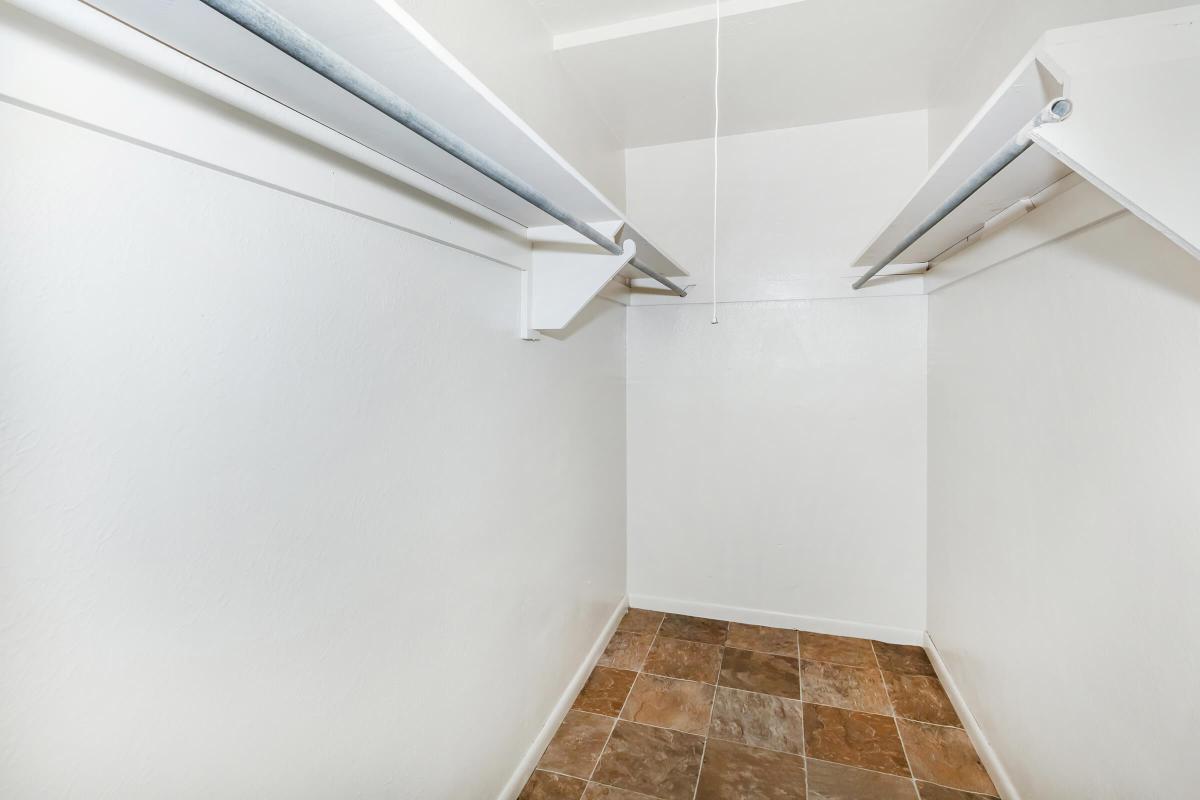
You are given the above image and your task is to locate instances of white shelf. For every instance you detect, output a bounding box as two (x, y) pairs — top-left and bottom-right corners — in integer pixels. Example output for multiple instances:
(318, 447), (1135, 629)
(853, 53), (1070, 270)
(88, 0), (688, 333)
(1033, 6), (1200, 264)
(854, 5), (1200, 279)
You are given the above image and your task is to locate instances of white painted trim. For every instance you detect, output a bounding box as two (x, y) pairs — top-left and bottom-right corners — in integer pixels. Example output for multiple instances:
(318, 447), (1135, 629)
(553, 0), (805, 50)
(628, 594), (923, 646)
(496, 596), (629, 800)
(924, 632), (1020, 800)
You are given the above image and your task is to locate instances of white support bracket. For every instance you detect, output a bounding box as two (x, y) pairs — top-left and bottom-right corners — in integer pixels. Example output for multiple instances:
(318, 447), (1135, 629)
(520, 236), (637, 340)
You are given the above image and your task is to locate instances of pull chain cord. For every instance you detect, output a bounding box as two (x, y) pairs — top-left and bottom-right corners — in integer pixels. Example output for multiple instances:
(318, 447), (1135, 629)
(711, 0), (720, 325)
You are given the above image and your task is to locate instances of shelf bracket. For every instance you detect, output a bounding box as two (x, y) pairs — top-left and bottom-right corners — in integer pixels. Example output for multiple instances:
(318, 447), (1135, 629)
(521, 238), (636, 340)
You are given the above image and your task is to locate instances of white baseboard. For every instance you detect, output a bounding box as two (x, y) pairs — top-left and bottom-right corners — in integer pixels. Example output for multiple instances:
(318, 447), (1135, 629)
(496, 596), (628, 800)
(628, 594), (923, 646)
(924, 632), (1019, 800)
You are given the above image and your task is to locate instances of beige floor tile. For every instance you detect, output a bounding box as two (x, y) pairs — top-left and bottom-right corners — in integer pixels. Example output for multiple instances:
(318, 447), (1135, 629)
(708, 686), (805, 755)
(573, 667), (638, 717)
(592, 721), (705, 800)
(658, 614), (729, 645)
(598, 631), (654, 671)
(725, 623), (799, 656)
(806, 759), (918, 800)
(803, 703), (910, 777)
(643, 637), (723, 684)
(620, 673), (715, 736)
(538, 710), (616, 779)
(897, 719), (997, 796)
(719, 647), (802, 700)
(801, 660), (892, 714)
(695, 738), (806, 799)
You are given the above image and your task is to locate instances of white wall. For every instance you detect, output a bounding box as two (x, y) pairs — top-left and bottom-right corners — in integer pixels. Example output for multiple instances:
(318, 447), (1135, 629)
(926, 0), (1192, 165)
(628, 297), (927, 637)
(625, 111), (929, 302)
(927, 190), (1200, 798)
(0, 32), (626, 800)
(624, 112), (930, 637)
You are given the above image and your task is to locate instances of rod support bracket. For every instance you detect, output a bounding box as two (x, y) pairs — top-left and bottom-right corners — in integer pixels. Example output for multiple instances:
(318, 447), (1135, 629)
(520, 239), (637, 340)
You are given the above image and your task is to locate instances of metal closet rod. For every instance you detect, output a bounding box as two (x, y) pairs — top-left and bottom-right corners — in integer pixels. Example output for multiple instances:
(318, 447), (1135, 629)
(853, 97), (1074, 290)
(196, 0), (687, 297)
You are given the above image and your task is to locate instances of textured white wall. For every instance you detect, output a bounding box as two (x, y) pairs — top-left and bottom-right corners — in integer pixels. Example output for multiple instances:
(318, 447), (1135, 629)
(623, 113), (930, 636)
(627, 299), (927, 636)
(625, 111), (929, 303)
(927, 195), (1200, 798)
(925, 0), (1192, 166)
(0, 94), (626, 800)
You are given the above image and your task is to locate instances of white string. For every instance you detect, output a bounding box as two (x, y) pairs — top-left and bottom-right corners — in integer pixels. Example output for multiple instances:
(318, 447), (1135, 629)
(711, 0), (720, 325)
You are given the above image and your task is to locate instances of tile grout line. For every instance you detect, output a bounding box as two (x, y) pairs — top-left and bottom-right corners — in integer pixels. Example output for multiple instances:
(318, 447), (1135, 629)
(536, 764), (666, 800)
(873, 662), (968, 729)
(792, 633), (811, 800)
(804, 755), (911, 781)
(797, 757), (903, 784)
(585, 612), (666, 788)
(528, 611), (643, 797)
(800, 654), (880, 668)
(535, 765), (663, 799)
(535, 766), (594, 784)
(706, 728), (804, 760)
(801, 757), (1000, 800)
(871, 642), (998, 796)
(589, 779), (660, 800)
(614, 616), (979, 798)
(894, 714), (967, 731)
(797, 696), (968, 726)
(871, 640), (920, 798)
(688, 624), (729, 800)
(634, 633), (955, 722)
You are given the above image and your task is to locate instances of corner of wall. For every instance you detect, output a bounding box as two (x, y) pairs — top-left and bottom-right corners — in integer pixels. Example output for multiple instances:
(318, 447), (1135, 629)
(496, 596), (629, 800)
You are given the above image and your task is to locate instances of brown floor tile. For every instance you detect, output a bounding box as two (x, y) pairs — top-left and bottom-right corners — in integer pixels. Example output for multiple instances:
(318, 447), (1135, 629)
(620, 673), (716, 736)
(658, 613), (729, 644)
(803, 703), (910, 777)
(726, 623), (799, 657)
(695, 737), (807, 799)
(617, 608), (665, 635)
(709, 686), (805, 755)
(897, 720), (997, 796)
(539, 711), (617, 779)
(582, 784), (657, 799)
(806, 759), (918, 800)
(592, 721), (705, 800)
(798, 633), (877, 668)
(801, 660), (892, 714)
(871, 642), (936, 676)
(573, 667), (638, 717)
(882, 672), (961, 727)
(519, 770), (587, 800)
(719, 647), (802, 700)
(598, 631), (654, 671)
(644, 637), (723, 684)
(916, 782), (999, 800)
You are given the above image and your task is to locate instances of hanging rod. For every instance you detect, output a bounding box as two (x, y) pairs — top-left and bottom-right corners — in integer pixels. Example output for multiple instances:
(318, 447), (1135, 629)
(196, 0), (688, 298)
(853, 97), (1074, 290)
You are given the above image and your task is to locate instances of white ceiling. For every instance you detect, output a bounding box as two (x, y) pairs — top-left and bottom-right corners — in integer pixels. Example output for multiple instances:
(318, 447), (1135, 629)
(527, 0), (704, 35)
(533, 0), (996, 147)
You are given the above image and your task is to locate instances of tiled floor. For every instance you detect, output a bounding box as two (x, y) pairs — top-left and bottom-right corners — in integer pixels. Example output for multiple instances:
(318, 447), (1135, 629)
(519, 609), (1000, 800)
